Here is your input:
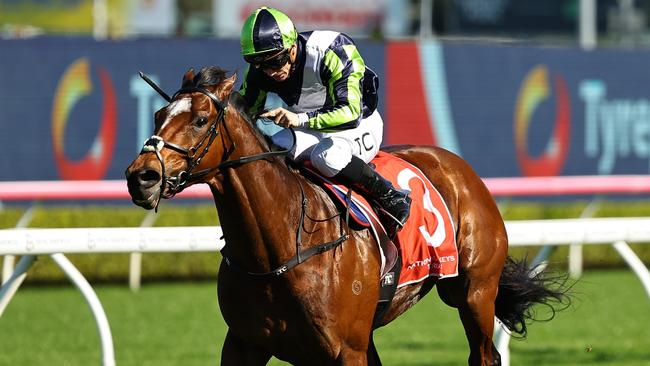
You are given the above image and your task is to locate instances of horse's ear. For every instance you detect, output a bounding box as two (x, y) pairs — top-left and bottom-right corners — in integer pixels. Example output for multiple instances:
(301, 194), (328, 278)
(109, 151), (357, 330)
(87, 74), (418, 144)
(181, 68), (195, 88)
(216, 73), (237, 100)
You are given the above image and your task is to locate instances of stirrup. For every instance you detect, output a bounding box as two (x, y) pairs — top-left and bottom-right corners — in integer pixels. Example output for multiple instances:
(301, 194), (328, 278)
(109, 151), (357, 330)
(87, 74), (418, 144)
(378, 213), (403, 239)
(376, 189), (412, 238)
(376, 206), (408, 228)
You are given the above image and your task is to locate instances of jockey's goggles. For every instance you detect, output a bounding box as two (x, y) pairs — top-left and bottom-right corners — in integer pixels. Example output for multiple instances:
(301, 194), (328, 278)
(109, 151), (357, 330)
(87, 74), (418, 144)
(246, 49), (290, 70)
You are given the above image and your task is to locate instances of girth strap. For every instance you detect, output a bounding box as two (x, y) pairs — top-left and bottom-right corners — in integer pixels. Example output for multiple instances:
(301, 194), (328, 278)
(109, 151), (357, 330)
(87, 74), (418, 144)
(222, 234), (348, 278)
(221, 165), (349, 279)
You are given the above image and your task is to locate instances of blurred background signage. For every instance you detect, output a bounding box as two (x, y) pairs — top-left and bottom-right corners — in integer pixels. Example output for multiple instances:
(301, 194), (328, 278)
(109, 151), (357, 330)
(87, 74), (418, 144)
(212, 0), (385, 38)
(3, 0), (650, 180)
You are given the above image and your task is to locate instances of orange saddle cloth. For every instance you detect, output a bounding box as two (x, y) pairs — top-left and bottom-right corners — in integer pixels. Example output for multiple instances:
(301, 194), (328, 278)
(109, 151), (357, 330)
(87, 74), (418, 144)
(371, 151), (458, 286)
(304, 151), (459, 286)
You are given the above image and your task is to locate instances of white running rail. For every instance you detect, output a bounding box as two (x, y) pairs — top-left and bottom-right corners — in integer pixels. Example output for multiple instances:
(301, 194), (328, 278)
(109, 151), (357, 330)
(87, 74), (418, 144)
(0, 226), (224, 366)
(1, 220), (649, 365)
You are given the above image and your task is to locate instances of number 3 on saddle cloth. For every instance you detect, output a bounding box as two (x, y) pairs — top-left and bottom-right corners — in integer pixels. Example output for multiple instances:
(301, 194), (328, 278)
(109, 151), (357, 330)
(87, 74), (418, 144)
(301, 151), (459, 292)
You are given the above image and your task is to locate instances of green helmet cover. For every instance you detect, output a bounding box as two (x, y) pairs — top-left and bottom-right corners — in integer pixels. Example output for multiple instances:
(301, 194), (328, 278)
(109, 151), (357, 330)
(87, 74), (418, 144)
(240, 7), (297, 61)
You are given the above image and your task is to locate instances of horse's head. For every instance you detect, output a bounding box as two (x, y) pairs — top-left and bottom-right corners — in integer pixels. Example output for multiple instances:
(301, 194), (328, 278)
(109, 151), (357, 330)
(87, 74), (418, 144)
(125, 67), (236, 210)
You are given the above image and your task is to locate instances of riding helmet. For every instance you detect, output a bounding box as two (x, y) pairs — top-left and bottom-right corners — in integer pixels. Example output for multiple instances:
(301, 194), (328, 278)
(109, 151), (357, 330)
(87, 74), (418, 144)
(240, 7), (297, 64)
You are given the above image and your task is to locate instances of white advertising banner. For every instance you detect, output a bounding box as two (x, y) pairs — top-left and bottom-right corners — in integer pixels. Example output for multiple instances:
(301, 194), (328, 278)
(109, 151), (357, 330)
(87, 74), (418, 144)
(214, 0), (386, 38)
(128, 0), (177, 36)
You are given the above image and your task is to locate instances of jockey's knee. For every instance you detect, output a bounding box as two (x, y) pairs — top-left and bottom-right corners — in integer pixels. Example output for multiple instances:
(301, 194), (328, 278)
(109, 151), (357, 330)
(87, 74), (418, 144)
(310, 138), (352, 177)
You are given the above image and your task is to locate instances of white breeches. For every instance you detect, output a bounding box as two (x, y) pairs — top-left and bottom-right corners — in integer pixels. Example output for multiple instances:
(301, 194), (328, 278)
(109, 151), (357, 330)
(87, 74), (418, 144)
(271, 110), (384, 177)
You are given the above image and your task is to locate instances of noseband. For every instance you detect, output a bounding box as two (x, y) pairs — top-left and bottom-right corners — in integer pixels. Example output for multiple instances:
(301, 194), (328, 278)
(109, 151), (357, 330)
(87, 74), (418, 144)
(138, 72), (291, 207)
(140, 84), (226, 202)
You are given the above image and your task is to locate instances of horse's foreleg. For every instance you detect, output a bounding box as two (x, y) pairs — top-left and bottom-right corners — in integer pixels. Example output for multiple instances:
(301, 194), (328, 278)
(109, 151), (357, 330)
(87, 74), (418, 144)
(366, 334), (382, 366)
(221, 329), (271, 366)
(335, 347), (368, 366)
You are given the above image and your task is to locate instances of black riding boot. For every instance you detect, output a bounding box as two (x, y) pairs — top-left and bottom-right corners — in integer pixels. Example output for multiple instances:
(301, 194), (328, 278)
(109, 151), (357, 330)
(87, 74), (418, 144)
(334, 156), (412, 236)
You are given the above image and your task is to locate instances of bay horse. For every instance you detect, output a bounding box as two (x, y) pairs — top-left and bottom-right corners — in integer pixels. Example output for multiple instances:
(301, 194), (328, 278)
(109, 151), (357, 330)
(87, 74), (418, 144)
(125, 67), (568, 365)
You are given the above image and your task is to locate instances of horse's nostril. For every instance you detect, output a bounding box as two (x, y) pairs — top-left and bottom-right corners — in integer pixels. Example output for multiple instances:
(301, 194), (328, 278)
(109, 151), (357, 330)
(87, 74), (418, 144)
(137, 169), (161, 186)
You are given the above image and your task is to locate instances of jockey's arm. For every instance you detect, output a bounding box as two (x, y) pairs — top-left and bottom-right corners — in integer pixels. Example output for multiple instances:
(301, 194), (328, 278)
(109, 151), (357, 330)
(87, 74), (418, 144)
(239, 65), (268, 119)
(301, 45), (365, 131)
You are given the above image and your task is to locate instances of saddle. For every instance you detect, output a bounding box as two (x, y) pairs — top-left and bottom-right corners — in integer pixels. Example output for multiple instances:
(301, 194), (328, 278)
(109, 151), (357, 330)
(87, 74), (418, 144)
(300, 151), (460, 327)
(300, 163), (401, 327)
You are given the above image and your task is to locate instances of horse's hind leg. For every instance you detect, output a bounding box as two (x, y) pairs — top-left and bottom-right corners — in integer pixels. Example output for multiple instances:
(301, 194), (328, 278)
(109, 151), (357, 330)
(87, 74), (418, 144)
(437, 271), (502, 366)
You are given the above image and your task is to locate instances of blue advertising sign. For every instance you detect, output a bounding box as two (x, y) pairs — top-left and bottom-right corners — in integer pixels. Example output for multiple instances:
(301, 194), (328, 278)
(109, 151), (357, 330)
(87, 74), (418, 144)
(0, 37), (384, 181)
(2, 37), (650, 181)
(1, 38), (245, 181)
(386, 41), (650, 177)
(442, 42), (650, 177)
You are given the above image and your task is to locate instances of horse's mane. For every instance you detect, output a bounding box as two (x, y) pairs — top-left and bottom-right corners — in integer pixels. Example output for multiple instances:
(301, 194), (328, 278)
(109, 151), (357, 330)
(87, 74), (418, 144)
(192, 66), (274, 154)
(192, 66), (228, 88)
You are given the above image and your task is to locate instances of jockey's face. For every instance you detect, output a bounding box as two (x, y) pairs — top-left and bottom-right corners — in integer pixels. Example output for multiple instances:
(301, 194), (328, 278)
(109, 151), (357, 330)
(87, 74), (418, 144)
(260, 45), (297, 82)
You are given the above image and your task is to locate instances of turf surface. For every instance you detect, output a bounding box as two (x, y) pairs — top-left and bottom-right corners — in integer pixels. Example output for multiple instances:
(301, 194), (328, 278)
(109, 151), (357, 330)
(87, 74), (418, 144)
(0, 269), (648, 365)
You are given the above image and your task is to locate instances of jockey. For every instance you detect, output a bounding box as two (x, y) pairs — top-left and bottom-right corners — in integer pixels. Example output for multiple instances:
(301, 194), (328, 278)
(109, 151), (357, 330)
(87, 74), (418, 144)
(239, 6), (411, 235)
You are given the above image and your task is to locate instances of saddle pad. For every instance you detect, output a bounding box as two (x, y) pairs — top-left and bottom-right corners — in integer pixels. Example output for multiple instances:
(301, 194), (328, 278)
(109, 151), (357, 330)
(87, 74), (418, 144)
(303, 151), (459, 285)
(301, 164), (395, 278)
(371, 151), (459, 286)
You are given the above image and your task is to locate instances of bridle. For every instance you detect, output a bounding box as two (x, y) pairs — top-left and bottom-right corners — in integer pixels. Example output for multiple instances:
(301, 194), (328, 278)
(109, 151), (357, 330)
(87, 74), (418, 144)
(137, 71), (347, 278)
(137, 72), (290, 207)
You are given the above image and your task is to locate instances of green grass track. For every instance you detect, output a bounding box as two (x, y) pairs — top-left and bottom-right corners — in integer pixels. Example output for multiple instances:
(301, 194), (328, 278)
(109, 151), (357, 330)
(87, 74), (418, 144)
(0, 269), (648, 365)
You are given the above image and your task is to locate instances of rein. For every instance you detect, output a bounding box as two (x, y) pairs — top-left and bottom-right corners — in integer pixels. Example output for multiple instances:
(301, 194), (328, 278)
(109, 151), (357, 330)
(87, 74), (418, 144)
(222, 180), (349, 278)
(138, 73), (291, 204)
(138, 71), (348, 278)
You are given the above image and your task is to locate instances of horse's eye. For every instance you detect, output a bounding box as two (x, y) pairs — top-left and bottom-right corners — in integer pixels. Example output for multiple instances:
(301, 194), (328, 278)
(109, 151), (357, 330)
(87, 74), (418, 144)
(195, 117), (208, 127)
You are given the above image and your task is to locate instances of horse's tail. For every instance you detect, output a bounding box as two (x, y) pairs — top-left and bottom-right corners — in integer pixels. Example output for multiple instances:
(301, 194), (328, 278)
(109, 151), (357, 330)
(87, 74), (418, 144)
(494, 256), (572, 338)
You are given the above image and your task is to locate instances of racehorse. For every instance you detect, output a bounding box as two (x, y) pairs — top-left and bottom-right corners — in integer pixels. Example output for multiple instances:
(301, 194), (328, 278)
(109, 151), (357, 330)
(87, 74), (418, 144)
(125, 66), (568, 366)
